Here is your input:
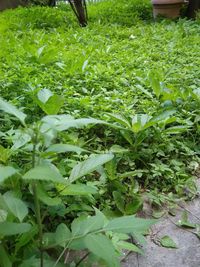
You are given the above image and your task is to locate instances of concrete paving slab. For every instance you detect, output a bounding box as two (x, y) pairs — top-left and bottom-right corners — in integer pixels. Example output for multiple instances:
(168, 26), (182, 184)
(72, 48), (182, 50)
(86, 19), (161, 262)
(122, 196), (200, 267)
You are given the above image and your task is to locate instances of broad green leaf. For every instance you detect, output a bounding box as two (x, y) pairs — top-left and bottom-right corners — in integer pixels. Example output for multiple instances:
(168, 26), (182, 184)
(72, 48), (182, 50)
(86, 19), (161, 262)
(37, 45), (45, 58)
(82, 59), (89, 72)
(84, 234), (120, 267)
(72, 212), (105, 236)
(60, 184), (97, 196)
(69, 154), (114, 183)
(104, 216), (156, 233)
(68, 237), (86, 250)
(125, 196), (143, 215)
(105, 159), (117, 180)
(164, 126), (188, 134)
(37, 88), (53, 103)
(151, 110), (176, 123)
(15, 225), (38, 253)
(11, 130), (31, 150)
(148, 71), (162, 98)
(0, 245), (12, 267)
(0, 166), (18, 184)
(160, 236), (178, 249)
(132, 232), (147, 245)
(55, 223), (71, 247)
(0, 209), (7, 222)
(23, 165), (66, 184)
(109, 145), (129, 154)
(113, 191), (125, 213)
(3, 192), (28, 222)
(119, 170), (145, 179)
(117, 240), (144, 255)
(152, 210), (166, 219)
(0, 222), (32, 236)
(107, 113), (131, 128)
(41, 115), (105, 132)
(132, 114), (151, 133)
(0, 146), (11, 164)
(19, 257), (66, 267)
(120, 130), (134, 145)
(0, 97), (26, 125)
(46, 144), (86, 154)
(43, 232), (56, 247)
(177, 211), (196, 228)
(40, 95), (64, 115)
(37, 184), (61, 206)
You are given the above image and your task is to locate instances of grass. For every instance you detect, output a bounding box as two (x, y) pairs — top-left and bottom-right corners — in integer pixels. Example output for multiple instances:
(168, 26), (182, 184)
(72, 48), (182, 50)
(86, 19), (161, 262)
(0, 1), (200, 265)
(0, 0), (200, 199)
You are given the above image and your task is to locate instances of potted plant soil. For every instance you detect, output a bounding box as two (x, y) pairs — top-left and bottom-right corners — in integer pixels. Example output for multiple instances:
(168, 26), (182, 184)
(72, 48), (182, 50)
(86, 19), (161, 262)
(151, 0), (186, 18)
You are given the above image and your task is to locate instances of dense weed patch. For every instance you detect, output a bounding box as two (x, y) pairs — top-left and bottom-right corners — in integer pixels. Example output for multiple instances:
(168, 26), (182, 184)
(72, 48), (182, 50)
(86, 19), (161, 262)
(0, 3), (200, 192)
(0, 1), (200, 265)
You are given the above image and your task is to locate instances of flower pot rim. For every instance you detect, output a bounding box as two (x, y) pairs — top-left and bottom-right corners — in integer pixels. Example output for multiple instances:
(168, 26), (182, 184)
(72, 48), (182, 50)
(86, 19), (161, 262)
(151, 0), (185, 4)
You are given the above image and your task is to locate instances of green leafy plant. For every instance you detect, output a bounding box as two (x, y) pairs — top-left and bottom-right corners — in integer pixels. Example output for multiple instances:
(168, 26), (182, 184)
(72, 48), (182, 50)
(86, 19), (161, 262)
(0, 97), (155, 266)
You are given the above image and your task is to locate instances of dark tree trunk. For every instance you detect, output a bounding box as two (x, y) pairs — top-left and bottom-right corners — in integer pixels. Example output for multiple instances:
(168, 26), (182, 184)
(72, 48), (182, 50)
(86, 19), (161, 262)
(48, 0), (56, 6)
(186, 0), (200, 18)
(68, 0), (87, 27)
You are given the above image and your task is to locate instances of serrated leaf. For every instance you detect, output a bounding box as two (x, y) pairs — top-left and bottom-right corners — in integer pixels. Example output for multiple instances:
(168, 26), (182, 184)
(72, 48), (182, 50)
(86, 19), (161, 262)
(0, 222), (32, 236)
(84, 233), (120, 267)
(69, 154), (114, 183)
(0, 166), (18, 184)
(23, 165), (66, 184)
(0, 97), (26, 125)
(3, 192), (28, 222)
(160, 235), (178, 249)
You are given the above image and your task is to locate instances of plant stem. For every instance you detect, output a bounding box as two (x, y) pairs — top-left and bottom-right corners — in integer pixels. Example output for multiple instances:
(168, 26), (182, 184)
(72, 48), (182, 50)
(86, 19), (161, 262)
(75, 252), (89, 267)
(32, 134), (44, 267)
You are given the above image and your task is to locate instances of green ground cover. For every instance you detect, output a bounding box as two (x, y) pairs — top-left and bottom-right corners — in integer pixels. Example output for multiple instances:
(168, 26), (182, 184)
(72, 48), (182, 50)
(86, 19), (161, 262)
(0, 1), (200, 265)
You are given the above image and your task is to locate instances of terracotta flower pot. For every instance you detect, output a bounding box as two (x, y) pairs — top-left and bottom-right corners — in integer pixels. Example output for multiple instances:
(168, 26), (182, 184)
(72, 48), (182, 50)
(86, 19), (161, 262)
(151, 0), (186, 19)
